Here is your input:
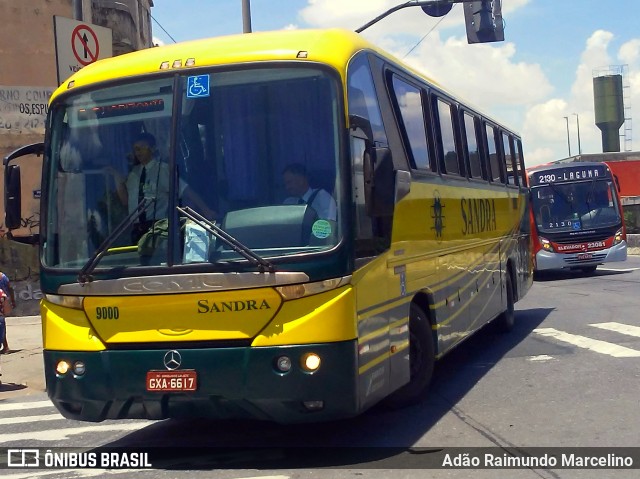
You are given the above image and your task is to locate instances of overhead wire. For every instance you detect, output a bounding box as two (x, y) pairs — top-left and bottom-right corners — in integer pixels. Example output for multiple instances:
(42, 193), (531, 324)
(150, 14), (178, 44)
(402, 3), (458, 59)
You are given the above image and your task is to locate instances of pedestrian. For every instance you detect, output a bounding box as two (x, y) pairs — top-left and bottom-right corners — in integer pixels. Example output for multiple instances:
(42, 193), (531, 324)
(0, 271), (16, 354)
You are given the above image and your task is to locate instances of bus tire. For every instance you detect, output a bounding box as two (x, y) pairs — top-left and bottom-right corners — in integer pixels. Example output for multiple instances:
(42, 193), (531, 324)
(384, 303), (435, 408)
(495, 270), (515, 333)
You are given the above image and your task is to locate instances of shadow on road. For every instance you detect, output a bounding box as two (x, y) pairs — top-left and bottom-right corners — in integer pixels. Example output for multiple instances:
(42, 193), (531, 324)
(0, 381), (28, 393)
(534, 266), (633, 282)
(103, 307), (555, 469)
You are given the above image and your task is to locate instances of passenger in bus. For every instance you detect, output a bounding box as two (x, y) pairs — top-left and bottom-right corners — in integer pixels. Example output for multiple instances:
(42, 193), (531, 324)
(282, 163), (337, 221)
(107, 132), (214, 242)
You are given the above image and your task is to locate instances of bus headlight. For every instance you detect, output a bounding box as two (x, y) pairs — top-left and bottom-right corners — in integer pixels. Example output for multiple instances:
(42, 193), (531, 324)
(73, 361), (86, 376)
(56, 360), (71, 375)
(301, 353), (321, 372)
(45, 294), (85, 310)
(276, 276), (351, 301)
(614, 229), (624, 245)
(539, 236), (554, 252)
(275, 356), (292, 373)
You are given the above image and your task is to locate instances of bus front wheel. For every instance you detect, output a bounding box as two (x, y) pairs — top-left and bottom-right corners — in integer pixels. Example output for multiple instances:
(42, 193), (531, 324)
(385, 303), (435, 408)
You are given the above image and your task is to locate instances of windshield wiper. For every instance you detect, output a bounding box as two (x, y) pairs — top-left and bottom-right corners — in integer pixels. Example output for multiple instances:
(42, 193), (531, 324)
(78, 198), (156, 284)
(177, 206), (276, 273)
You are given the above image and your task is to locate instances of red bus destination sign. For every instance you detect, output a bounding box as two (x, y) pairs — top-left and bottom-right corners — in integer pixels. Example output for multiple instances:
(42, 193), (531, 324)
(530, 165), (608, 186)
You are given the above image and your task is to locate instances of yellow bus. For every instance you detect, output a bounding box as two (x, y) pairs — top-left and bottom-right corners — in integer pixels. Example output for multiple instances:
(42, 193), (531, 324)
(5, 28), (532, 423)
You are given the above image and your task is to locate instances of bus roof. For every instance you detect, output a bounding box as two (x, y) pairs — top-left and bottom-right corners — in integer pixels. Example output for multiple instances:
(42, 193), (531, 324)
(50, 27), (516, 136)
(52, 28), (440, 102)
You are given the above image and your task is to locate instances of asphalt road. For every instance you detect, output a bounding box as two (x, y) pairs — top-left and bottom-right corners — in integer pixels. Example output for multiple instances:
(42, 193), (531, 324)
(1, 257), (639, 478)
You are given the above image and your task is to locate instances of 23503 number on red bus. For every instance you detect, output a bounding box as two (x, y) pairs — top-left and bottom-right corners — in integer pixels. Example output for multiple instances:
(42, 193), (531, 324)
(146, 370), (197, 392)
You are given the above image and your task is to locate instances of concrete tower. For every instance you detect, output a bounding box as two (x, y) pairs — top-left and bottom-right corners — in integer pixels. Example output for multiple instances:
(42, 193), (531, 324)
(593, 71), (625, 152)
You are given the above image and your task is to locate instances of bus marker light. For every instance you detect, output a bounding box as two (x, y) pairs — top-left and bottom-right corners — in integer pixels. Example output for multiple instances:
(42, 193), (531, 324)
(185, 58), (196, 67)
(275, 356), (292, 373)
(172, 60), (183, 68)
(73, 361), (86, 376)
(302, 353), (321, 372)
(56, 360), (71, 375)
(614, 229), (624, 245)
(277, 284), (306, 300)
(296, 51), (308, 59)
(540, 237), (553, 251)
(302, 400), (324, 411)
(160, 61), (170, 70)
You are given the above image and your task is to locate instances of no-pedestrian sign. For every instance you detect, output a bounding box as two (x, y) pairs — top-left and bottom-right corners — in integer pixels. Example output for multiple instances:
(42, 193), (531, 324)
(54, 16), (113, 85)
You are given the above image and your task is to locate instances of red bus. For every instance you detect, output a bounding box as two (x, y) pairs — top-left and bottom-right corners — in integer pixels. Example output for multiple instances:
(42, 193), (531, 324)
(527, 162), (627, 273)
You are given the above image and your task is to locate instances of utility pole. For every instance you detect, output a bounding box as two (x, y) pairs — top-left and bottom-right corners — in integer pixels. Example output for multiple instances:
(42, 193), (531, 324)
(242, 0), (252, 33)
(573, 113), (582, 155)
(563, 116), (572, 157)
(73, 0), (83, 20)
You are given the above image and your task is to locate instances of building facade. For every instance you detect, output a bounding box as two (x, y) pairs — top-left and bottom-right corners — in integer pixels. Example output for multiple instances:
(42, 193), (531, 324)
(0, 0), (154, 314)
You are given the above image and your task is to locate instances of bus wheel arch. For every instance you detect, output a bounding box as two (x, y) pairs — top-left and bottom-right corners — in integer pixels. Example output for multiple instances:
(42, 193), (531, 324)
(384, 296), (435, 408)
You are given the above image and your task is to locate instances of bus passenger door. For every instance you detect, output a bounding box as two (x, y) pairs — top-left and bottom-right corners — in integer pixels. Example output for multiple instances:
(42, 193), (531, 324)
(350, 133), (394, 410)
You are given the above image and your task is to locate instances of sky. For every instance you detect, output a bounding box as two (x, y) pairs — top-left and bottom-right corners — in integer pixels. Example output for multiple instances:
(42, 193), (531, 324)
(149, 0), (640, 167)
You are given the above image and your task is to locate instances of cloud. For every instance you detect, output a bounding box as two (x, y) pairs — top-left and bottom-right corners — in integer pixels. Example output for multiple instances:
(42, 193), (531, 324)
(297, 1), (638, 167)
(522, 30), (640, 166)
(300, 0), (532, 32)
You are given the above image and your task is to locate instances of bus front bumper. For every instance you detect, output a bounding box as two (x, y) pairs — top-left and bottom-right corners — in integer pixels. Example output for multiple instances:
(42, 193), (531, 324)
(44, 341), (358, 424)
(535, 241), (627, 271)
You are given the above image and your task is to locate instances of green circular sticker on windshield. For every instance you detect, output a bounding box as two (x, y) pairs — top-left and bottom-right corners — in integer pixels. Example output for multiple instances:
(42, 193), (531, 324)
(312, 220), (332, 239)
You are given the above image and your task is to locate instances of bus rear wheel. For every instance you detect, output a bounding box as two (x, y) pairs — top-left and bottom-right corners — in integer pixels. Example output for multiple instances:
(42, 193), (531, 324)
(495, 271), (515, 333)
(384, 303), (435, 408)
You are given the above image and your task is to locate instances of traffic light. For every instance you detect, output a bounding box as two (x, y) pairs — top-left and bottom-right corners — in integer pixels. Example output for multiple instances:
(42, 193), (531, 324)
(463, 0), (505, 44)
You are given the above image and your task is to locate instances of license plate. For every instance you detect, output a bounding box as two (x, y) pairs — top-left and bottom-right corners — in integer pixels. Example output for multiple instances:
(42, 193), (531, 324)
(146, 370), (197, 392)
(576, 253), (593, 261)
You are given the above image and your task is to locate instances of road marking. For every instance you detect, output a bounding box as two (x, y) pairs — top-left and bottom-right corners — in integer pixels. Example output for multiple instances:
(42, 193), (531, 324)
(0, 400), (53, 412)
(0, 413), (62, 425)
(2, 468), (150, 479)
(533, 328), (640, 358)
(3, 472), (289, 479)
(596, 267), (640, 272)
(527, 355), (555, 362)
(590, 322), (640, 338)
(0, 422), (145, 444)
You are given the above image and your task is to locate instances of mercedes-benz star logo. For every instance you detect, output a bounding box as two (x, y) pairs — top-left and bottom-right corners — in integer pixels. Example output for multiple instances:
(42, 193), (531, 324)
(163, 350), (182, 370)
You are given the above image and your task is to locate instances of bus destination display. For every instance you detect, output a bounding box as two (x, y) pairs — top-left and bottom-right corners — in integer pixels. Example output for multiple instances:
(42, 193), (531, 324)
(530, 165), (607, 186)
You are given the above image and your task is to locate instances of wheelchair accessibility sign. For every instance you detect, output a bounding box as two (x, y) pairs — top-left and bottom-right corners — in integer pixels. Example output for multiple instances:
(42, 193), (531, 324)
(187, 75), (210, 98)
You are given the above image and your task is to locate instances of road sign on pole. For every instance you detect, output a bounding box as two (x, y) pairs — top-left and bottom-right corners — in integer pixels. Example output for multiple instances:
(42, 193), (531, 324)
(54, 16), (113, 85)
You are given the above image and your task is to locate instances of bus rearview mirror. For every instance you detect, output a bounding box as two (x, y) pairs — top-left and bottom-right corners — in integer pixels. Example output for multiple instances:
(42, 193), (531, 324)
(5, 164), (22, 230)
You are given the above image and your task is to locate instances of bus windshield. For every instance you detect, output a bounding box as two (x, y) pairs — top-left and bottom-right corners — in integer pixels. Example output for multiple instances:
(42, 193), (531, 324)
(531, 179), (621, 233)
(44, 67), (343, 270)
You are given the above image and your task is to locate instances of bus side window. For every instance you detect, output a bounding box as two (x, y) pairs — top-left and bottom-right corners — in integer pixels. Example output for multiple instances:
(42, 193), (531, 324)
(485, 123), (503, 183)
(347, 54), (388, 145)
(390, 74), (430, 171)
(434, 97), (461, 176)
(515, 139), (526, 186)
(462, 111), (482, 179)
(502, 132), (518, 186)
